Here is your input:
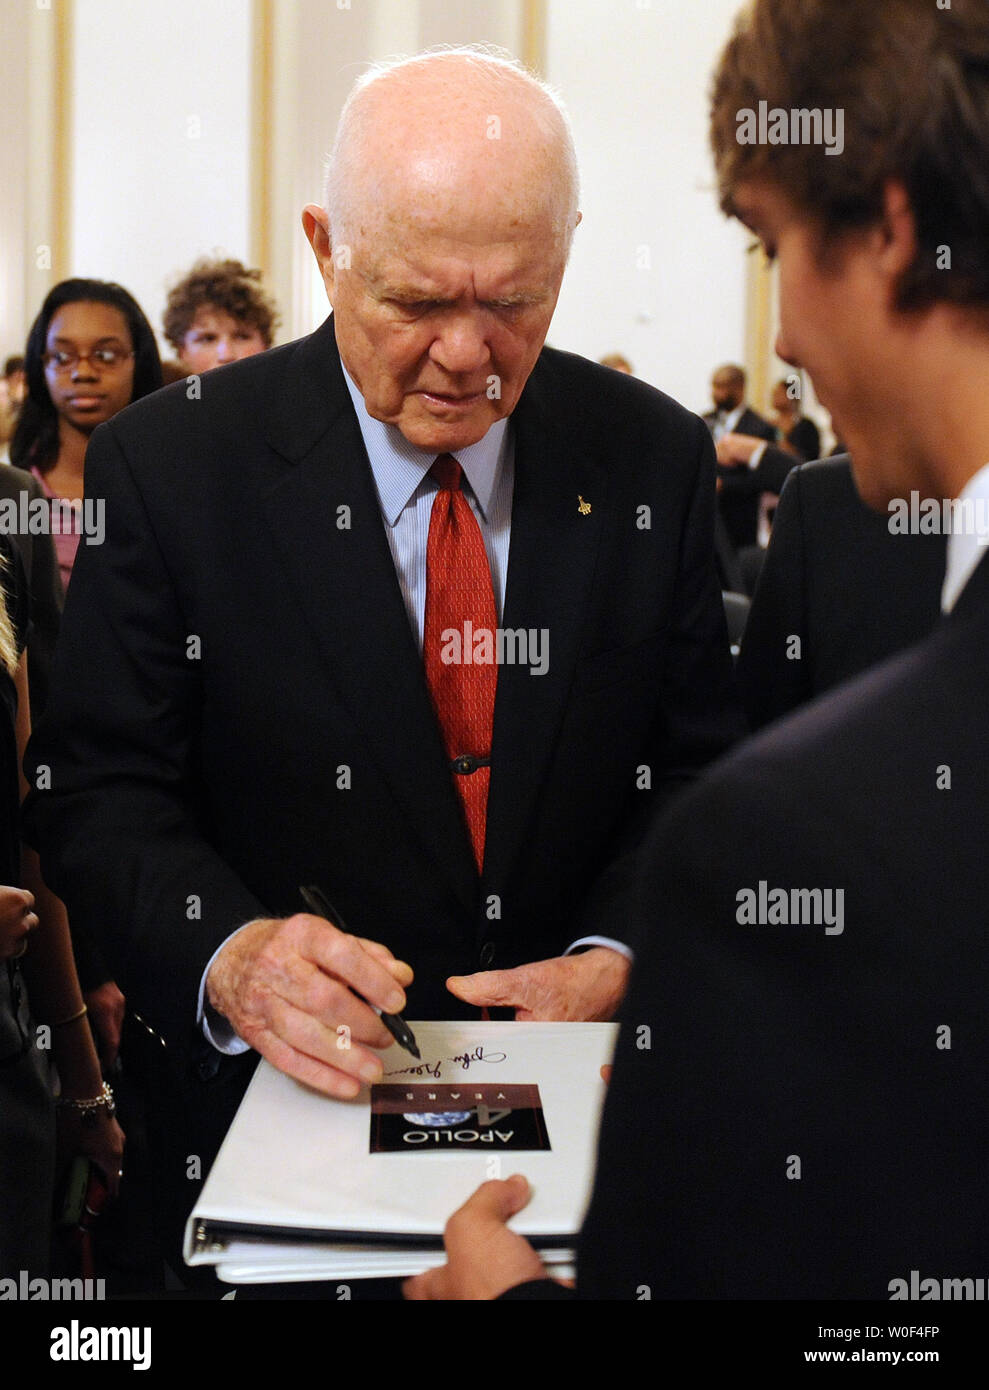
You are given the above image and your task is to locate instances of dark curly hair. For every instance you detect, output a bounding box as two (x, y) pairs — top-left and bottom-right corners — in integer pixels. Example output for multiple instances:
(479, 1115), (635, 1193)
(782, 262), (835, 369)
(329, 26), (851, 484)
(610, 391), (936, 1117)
(10, 278), (163, 474)
(162, 258), (279, 351)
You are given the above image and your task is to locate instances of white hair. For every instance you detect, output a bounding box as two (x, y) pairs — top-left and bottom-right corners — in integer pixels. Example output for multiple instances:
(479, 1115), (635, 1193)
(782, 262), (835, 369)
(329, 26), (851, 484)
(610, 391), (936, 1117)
(323, 44), (580, 253)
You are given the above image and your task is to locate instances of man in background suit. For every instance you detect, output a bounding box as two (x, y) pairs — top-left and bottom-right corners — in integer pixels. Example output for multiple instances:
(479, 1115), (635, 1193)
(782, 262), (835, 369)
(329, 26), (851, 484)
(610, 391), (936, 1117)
(738, 454), (946, 729)
(704, 364), (788, 564)
(407, 0), (989, 1302)
(702, 363), (775, 446)
(23, 48), (742, 1255)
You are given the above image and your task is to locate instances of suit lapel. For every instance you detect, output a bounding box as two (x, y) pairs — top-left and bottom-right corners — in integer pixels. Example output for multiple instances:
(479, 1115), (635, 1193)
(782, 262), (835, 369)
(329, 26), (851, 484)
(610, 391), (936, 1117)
(482, 362), (609, 890)
(260, 318), (479, 914)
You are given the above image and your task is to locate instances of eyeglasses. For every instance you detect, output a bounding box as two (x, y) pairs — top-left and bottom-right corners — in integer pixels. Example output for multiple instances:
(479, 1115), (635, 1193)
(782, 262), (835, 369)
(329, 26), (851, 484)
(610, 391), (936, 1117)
(43, 347), (135, 372)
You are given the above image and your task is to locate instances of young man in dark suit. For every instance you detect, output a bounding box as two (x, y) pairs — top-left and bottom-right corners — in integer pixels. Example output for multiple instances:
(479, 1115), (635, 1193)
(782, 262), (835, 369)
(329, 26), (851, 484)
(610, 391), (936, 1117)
(22, 48), (742, 1253)
(408, 0), (989, 1302)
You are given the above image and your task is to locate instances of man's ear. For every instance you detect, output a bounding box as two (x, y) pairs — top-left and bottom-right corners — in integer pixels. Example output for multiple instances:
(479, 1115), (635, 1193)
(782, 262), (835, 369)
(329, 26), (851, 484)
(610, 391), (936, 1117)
(877, 180), (919, 290)
(302, 204), (336, 303)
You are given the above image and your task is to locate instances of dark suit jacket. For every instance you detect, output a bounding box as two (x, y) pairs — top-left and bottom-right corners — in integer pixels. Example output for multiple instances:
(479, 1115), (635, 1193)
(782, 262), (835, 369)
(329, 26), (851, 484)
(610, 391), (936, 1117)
(0, 465), (113, 991)
(717, 442), (797, 553)
(511, 550), (989, 1299)
(785, 415), (821, 463)
(23, 315), (743, 1160)
(738, 456), (947, 729)
(703, 406), (780, 553)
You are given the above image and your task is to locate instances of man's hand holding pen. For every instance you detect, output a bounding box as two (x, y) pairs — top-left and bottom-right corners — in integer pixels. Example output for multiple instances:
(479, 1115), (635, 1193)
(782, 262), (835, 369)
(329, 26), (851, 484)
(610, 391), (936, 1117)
(205, 914), (414, 1099)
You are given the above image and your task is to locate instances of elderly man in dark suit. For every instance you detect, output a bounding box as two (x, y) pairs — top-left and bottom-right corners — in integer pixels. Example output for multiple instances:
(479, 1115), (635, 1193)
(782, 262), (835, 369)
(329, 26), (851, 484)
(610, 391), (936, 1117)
(408, 0), (989, 1303)
(23, 47), (742, 1250)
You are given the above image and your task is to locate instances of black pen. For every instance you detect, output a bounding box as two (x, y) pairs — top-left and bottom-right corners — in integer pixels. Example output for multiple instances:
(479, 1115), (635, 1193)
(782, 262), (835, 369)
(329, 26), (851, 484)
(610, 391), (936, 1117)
(299, 884), (420, 1059)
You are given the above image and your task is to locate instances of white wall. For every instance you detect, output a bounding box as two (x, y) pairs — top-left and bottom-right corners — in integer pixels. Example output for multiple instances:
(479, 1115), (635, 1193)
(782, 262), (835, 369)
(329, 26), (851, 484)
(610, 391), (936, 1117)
(69, 0), (253, 355)
(545, 0), (749, 416)
(0, 0), (59, 361)
(3, 0), (758, 416)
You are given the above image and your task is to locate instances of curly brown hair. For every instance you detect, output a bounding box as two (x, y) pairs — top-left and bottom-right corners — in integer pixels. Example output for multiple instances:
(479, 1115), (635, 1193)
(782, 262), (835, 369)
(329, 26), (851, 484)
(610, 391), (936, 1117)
(710, 0), (989, 312)
(162, 258), (279, 351)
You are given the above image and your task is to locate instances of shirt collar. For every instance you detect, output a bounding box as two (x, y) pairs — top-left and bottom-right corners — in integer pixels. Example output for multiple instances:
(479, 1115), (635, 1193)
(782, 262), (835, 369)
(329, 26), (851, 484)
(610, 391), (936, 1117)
(941, 460), (989, 613)
(723, 403), (745, 434)
(341, 363), (509, 525)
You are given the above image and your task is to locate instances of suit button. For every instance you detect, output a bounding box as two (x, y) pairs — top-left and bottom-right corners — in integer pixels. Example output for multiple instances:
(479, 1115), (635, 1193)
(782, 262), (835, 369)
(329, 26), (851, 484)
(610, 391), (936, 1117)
(196, 1050), (220, 1082)
(479, 941), (496, 968)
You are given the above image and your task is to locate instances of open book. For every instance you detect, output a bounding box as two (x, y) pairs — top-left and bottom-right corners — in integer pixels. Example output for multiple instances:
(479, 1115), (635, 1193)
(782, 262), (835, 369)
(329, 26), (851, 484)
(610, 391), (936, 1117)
(184, 1020), (618, 1282)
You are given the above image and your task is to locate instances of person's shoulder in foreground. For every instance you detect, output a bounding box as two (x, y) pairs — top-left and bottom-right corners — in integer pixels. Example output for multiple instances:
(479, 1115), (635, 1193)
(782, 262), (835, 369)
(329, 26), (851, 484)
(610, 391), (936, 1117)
(499, 556), (989, 1299)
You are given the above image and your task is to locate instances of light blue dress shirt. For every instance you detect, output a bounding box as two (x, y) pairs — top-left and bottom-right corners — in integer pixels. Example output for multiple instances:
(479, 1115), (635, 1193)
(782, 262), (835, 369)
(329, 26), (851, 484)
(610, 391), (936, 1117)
(339, 366), (515, 643)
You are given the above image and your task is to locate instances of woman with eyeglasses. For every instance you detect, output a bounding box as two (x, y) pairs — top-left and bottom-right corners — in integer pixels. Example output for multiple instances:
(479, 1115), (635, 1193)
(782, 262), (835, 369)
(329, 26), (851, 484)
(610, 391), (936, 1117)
(10, 279), (163, 591)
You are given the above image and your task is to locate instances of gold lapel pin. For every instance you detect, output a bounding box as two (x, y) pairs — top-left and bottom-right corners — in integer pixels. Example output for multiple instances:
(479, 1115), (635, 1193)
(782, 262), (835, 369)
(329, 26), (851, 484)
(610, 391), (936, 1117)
(578, 495), (592, 515)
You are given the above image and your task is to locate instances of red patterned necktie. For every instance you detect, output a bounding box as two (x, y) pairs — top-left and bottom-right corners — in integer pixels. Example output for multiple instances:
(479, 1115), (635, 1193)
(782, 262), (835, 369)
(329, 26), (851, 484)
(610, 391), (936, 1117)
(423, 454), (498, 873)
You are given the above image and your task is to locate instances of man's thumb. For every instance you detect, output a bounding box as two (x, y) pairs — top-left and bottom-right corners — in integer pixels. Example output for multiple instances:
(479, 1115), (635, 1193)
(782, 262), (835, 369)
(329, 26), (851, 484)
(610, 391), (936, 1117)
(446, 969), (513, 1006)
(473, 1174), (531, 1222)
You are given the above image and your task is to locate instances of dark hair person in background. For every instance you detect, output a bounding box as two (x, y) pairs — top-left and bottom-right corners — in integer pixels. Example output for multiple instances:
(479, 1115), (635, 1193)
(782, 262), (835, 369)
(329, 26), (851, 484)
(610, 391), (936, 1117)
(408, 0), (989, 1301)
(10, 279), (162, 592)
(162, 257), (278, 374)
(1, 356), (27, 452)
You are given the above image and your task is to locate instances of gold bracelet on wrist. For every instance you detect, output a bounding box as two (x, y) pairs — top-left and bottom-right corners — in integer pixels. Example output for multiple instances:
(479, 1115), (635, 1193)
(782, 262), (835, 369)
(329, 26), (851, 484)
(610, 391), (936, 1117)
(51, 1004), (89, 1028)
(56, 1080), (116, 1123)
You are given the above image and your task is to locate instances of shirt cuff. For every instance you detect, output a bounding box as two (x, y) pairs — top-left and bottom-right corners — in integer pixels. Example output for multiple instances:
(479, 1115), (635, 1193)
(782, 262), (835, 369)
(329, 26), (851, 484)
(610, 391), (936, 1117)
(747, 440), (768, 469)
(564, 935), (635, 964)
(197, 922), (261, 1056)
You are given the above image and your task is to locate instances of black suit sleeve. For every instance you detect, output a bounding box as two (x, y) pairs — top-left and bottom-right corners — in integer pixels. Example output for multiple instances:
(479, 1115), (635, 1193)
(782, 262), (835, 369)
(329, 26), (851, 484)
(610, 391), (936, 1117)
(22, 424), (267, 1049)
(570, 419), (746, 950)
(735, 466), (814, 729)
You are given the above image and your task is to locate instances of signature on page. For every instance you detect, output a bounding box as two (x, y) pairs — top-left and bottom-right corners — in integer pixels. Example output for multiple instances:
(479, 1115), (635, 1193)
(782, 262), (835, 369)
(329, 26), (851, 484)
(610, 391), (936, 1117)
(383, 1044), (508, 1081)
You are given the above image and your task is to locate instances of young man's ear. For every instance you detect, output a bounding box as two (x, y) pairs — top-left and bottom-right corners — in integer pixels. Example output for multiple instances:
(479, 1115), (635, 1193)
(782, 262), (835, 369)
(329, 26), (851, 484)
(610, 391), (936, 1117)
(302, 204), (336, 302)
(878, 180), (920, 288)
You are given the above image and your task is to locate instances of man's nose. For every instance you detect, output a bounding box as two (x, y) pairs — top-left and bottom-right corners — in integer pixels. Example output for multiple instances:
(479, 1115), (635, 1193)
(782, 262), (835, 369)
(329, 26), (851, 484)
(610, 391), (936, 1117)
(216, 337), (233, 362)
(775, 331), (801, 369)
(430, 313), (491, 375)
